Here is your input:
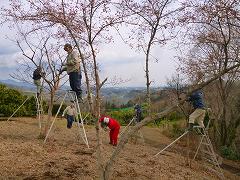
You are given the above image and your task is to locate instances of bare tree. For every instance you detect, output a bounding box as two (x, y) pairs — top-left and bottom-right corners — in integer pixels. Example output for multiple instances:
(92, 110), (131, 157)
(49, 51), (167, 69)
(177, 0), (240, 146)
(4, 1), (240, 179)
(2, 1), (124, 178)
(119, 0), (181, 114)
(11, 32), (67, 137)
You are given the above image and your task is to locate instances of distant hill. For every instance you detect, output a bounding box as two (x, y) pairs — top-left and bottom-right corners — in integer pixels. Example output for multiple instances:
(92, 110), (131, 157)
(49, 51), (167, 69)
(0, 79), (164, 104)
(0, 79), (35, 92)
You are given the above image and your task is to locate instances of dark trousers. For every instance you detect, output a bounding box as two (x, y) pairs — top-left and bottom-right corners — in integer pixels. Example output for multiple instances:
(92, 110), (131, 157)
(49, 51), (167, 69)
(135, 112), (142, 123)
(69, 71), (82, 98)
(66, 115), (74, 129)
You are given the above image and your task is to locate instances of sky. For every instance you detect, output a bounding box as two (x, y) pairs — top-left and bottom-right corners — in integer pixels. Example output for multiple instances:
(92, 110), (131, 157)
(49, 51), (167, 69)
(0, 1), (178, 88)
(0, 23), (178, 87)
(98, 39), (177, 87)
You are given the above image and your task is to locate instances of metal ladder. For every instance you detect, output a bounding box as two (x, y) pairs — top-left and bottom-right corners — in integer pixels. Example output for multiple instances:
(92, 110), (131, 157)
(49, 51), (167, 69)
(44, 90), (89, 148)
(193, 126), (224, 179)
(35, 94), (43, 130)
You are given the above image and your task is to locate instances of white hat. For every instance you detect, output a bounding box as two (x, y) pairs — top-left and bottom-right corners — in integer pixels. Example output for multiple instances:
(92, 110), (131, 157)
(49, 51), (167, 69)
(103, 117), (109, 124)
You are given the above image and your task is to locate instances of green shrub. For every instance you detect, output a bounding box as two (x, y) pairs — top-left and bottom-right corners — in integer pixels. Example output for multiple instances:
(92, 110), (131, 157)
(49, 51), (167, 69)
(0, 84), (37, 117)
(52, 103), (67, 116)
(220, 146), (240, 160)
(171, 122), (185, 138)
(167, 111), (184, 121)
(107, 109), (135, 125)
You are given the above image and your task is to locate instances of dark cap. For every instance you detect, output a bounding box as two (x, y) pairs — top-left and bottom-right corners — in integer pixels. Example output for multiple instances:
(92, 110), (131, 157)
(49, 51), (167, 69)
(64, 43), (72, 50)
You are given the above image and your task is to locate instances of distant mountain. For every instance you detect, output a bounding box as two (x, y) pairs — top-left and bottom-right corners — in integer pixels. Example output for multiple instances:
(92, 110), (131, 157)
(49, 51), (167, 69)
(0, 79), (164, 104)
(100, 86), (163, 104)
(0, 79), (35, 92)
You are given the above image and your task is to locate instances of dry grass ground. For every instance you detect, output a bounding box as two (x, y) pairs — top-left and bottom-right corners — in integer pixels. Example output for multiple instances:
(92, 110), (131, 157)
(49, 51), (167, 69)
(0, 117), (239, 179)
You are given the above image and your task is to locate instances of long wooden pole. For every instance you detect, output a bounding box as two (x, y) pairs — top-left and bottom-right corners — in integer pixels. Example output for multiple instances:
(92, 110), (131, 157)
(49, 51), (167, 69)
(155, 131), (189, 156)
(7, 96), (30, 121)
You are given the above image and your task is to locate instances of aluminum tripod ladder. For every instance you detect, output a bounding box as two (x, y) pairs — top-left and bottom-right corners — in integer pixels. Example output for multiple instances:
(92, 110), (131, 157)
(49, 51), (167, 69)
(154, 123), (224, 179)
(44, 90), (89, 148)
(193, 126), (224, 179)
(35, 94), (43, 130)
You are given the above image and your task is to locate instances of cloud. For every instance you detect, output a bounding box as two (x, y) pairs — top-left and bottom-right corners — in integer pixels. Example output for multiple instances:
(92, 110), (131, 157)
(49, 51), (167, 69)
(0, 45), (18, 55)
(0, 51), (23, 67)
(98, 39), (177, 87)
(0, 66), (16, 79)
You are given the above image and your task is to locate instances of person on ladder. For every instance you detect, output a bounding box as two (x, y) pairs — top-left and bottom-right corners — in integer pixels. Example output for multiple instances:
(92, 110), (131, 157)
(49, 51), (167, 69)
(62, 43), (82, 102)
(62, 101), (77, 129)
(186, 89), (206, 131)
(99, 115), (120, 146)
(33, 66), (43, 98)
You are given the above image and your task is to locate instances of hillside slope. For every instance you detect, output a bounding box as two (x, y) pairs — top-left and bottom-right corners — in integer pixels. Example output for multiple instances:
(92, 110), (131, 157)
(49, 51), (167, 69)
(0, 118), (238, 179)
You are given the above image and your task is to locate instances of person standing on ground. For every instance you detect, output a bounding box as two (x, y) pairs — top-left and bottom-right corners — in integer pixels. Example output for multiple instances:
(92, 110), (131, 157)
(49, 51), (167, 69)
(62, 101), (77, 129)
(187, 89), (206, 131)
(99, 115), (120, 146)
(33, 66), (43, 98)
(134, 104), (142, 123)
(62, 43), (82, 101)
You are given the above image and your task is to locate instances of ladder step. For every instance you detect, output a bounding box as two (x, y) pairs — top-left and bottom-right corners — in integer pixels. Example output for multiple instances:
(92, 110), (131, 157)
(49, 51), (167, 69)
(203, 157), (219, 166)
(202, 142), (210, 146)
(201, 150), (213, 156)
(206, 166), (224, 179)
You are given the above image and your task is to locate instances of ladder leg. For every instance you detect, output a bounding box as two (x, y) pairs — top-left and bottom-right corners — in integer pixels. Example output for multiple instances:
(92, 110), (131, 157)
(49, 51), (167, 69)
(193, 127), (225, 179)
(35, 94), (42, 130)
(70, 91), (89, 148)
(44, 92), (67, 143)
(193, 135), (205, 160)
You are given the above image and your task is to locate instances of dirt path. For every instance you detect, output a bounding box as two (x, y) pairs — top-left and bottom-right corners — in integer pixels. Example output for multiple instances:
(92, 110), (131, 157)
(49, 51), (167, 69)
(0, 118), (239, 179)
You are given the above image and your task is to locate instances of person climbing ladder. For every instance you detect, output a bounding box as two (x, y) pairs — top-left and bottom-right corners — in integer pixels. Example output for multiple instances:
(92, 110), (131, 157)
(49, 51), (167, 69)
(61, 43), (82, 102)
(186, 89), (206, 131)
(32, 66), (43, 98)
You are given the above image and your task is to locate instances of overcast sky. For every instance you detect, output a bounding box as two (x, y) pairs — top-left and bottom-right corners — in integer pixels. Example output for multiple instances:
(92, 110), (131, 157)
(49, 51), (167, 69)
(0, 25), (178, 87)
(0, 2), (178, 88)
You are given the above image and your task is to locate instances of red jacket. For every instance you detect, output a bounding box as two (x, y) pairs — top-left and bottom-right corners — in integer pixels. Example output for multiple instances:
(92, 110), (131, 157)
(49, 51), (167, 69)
(99, 115), (120, 129)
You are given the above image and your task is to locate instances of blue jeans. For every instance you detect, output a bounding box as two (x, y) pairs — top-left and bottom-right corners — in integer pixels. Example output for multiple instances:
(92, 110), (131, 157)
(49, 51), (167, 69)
(66, 115), (74, 128)
(69, 71), (82, 98)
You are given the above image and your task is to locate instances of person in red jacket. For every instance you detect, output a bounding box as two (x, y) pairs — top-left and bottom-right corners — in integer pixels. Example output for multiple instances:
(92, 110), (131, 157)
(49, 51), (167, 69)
(99, 115), (120, 146)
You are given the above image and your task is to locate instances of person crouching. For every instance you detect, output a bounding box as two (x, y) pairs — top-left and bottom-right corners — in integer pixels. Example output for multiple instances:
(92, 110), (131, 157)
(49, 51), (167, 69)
(99, 115), (120, 146)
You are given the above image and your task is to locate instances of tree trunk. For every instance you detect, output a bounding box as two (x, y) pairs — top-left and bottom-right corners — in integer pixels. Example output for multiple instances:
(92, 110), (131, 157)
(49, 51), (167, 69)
(218, 78), (228, 146)
(145, 45), (151, 115)
(90, 42), (104, 178)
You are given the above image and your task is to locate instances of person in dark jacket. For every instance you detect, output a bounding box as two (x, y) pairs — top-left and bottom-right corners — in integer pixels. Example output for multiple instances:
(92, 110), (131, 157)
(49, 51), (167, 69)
(99, 115), (120, 146)
(187, 89), (206, 131)
(33, 66), (42, 97)
(134, 104), (142, 123)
